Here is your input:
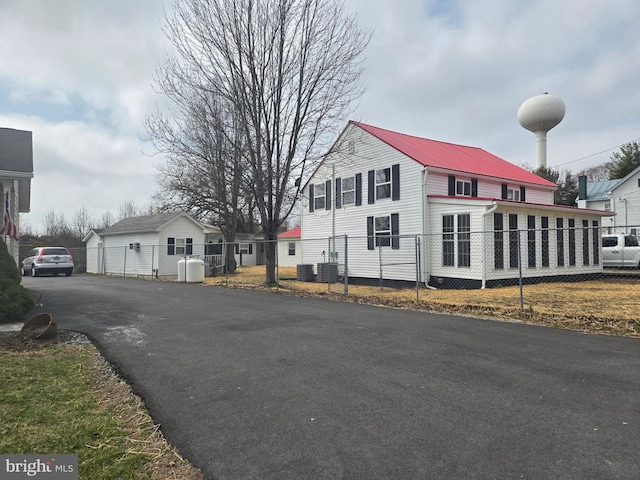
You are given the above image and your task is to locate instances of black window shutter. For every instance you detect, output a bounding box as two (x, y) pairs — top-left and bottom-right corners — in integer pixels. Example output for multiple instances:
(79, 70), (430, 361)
(367, 216), (374, 250)
(368, 170), (375, 204)
(448, 175), (456, 196)
(355, 173), (362, 206)
(391, 213), (400, 249)
(325, 180), (332, 210)
(249, 243), (253, 255)
(392, 164), (400, 201)
(520, 186), (526, 202)
(167, 237), (175, 256)
(335, 178), (342, 209)
(235, 243), (239, 254)
(309, 184), (315, 212)
(186, 238), (193, 255)
(471, 179), (478, 197)
(501, 184), (508, 200)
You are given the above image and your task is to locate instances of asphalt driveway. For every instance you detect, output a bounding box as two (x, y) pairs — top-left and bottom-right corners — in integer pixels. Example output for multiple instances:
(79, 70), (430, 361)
(22, 275), (640, 479)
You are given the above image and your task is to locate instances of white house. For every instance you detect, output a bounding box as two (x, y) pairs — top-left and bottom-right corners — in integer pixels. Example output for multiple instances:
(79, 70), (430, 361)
(84, 212), (224, 278)
(0, 128), (33, 266)
(277, 227), (301, 267)
(233, 232), (264, 267)
(301, 121), (608, 288)
(577, 167), (640, 235)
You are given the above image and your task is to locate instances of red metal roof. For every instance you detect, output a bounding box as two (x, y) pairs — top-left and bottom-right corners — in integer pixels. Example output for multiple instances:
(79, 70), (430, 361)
(278, 226), (301, 238)
(351, 121), (557, 188)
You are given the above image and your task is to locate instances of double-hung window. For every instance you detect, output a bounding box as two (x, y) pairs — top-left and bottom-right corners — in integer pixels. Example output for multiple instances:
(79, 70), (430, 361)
(456, 180), (471, 196)
(167, 237), (193, 255)
(288, 242), (296, 256)
(376, 168), (391, 200)
(507, 188), (520, 201)
(314, 183), (326, 210)
(442, 214), (471, 268)
(375, 216), (391, 247)
(342, 176), (355, 205)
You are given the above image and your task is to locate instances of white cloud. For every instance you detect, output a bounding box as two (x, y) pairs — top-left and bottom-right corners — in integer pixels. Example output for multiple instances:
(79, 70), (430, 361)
(1, 0), (640, 233)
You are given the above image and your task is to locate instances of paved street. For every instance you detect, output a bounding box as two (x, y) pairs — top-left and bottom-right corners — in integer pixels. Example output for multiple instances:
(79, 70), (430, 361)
(21, 275), (640, 479)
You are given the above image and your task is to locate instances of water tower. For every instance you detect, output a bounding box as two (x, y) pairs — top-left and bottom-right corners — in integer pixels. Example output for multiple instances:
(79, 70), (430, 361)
(517, 93), (566, 168)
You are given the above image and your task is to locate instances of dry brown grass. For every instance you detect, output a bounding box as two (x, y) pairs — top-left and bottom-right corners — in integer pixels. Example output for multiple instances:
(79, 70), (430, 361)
(205, 266), (640, 338)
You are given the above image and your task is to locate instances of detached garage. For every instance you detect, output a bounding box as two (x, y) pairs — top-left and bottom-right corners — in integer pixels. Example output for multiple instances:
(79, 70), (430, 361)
(84, 211), (221, 278)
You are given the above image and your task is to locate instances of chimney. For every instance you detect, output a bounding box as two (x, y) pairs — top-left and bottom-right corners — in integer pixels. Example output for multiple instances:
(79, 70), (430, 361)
(578, 175), (588, 201)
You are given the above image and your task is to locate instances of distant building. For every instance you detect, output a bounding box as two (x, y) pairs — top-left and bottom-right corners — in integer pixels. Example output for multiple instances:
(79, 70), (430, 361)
(577, 168), (640, 235)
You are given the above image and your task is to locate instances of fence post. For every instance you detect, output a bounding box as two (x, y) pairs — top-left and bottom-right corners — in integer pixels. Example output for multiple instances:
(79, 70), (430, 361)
(378, 245), (383, 290)
(518, 229), (524, 313)
(343, 235), (348, 296)
(415, 236), (420, 304)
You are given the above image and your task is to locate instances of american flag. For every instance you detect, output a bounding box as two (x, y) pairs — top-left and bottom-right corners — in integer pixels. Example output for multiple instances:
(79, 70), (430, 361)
(1, 194), (19, 241)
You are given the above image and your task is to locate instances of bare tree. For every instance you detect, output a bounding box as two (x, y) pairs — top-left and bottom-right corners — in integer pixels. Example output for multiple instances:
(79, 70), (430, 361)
(117, 200), (143, 221)
(577, 162), (613, 182)
(98, 211), (114, 230)
(71, 205), (93, 239)
(155, 0), (371, 284)
(147, 83), (253, 272)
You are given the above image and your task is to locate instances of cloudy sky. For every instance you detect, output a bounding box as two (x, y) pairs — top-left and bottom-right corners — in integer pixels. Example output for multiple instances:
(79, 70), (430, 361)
(1, 0), (639, 233)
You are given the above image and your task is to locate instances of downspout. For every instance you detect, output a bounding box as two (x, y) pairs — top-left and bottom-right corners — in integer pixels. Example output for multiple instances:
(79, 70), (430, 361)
(481, 201), (499, 289)
(421, 167), (437, 289)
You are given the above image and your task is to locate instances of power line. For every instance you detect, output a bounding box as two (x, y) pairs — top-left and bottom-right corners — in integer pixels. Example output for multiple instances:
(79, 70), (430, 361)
(555, 137), (640, 168)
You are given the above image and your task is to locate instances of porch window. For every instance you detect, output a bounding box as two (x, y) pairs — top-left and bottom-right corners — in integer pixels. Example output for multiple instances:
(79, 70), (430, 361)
(592, 221), (599, 265)
(568, 219), (576, 266)
(582, 219), (590, 266)
(508, 214), (518, 269)
(494, 213), (504, 270)
(442, 213), (471, 268)
(556, 218), (565, 267)
(527, 215), (536, 268)
(541, 217), (549, 267)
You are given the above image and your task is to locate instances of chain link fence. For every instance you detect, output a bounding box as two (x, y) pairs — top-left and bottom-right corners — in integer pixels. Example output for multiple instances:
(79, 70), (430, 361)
(19, 225), (640, 315)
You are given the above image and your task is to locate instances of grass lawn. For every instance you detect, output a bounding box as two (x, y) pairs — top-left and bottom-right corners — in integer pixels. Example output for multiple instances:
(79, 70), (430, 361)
(0, 334), (202, 480)
(207, 266), (640, 338)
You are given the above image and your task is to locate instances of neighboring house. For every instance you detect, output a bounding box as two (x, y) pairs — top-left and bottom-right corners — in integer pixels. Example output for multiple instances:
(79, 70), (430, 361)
(301, 121), (608, 288)
(233, 232), (264, 267)
(0, 128), (33, 266)
(83, 212), (224, 277)
(577, 167), (640, 235)
(277, 227), (302, 267)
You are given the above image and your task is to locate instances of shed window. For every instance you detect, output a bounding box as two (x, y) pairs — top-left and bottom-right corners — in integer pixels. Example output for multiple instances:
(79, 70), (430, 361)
(175, 238), (186, 255)
(167, 237), (175, 255)
(288, 242), (296, 256)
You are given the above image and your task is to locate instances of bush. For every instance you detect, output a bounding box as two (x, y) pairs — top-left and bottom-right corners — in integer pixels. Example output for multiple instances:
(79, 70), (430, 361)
(0, 240), (34, 323)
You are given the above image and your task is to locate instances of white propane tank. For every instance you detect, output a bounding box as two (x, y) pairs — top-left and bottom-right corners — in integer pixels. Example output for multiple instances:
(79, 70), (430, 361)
(186, 257), (205, 283)
(177, 257), (187, 282)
